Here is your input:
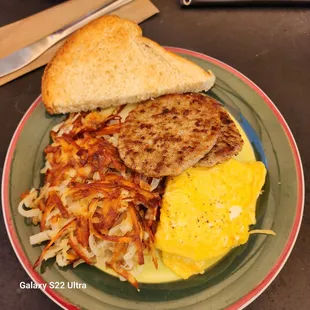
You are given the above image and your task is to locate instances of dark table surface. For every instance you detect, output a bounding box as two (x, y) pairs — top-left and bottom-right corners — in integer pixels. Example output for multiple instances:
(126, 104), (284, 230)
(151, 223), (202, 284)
(0, 0), (309, 309)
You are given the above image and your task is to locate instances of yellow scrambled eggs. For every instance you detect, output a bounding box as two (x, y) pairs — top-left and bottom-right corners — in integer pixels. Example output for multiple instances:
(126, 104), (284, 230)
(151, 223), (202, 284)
(155, 159), (267, 279)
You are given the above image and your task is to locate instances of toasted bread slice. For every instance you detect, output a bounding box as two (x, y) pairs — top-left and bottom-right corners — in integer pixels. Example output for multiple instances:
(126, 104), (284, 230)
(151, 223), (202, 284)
(42, 15), (215, 114)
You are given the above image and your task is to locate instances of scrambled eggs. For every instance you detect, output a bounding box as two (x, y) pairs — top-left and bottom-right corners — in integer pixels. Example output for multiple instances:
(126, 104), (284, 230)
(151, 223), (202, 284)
(155, 159), (267, 279)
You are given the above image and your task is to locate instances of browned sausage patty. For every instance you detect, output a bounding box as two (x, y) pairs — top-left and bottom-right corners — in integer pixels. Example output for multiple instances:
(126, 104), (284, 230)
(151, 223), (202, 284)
(196, 105), (244, 167)
(118, 93), (222, 177)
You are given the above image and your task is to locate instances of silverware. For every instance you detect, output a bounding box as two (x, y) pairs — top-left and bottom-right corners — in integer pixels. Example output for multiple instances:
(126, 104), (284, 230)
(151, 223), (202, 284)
(0, 0), (132, 78)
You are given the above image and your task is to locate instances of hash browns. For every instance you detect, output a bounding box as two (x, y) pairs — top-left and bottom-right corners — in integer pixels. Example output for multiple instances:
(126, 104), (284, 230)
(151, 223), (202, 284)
(20, 109), (161, 289)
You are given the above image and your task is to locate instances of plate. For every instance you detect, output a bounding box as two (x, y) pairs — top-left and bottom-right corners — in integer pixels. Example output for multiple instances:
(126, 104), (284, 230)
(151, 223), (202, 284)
(2, 48), (304, 310)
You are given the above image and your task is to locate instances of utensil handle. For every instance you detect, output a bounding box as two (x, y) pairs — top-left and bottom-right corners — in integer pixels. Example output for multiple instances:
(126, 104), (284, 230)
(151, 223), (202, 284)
(49, 0), (132, 44)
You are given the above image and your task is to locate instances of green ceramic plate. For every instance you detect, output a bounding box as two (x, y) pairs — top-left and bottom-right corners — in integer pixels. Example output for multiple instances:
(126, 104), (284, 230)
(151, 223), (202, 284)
(2, 48), (304, 310)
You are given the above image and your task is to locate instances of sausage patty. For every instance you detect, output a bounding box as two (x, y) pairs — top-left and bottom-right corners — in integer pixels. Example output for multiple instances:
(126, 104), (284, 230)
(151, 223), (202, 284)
(118, 93), (222, 177)
(196, 106), (244, 167)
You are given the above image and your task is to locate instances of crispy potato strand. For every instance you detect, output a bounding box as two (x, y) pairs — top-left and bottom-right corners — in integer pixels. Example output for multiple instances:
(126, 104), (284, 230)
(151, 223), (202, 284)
(128, 205), (144, 265)
(76, 215), (89, 247)
(40, 203), (55, 231)
(34, 219), (76, 268)
(106, 262), (139, 289)
(68, 232), (95, 265)
(47, 192), (70, 219)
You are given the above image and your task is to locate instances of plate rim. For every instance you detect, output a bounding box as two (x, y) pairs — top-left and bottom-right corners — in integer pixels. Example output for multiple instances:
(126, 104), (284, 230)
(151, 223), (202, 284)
(1, 47), (304, 310)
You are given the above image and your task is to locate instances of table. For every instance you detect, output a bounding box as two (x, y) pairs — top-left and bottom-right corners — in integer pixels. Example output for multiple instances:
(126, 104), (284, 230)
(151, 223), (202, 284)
(0, 1), (309, 309)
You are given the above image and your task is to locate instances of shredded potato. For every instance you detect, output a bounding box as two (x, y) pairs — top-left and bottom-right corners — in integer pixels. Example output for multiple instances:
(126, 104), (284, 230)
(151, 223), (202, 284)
(249, 229), (276, 236)
(18, 109), (163, 289)
(30, 230), (56, 245)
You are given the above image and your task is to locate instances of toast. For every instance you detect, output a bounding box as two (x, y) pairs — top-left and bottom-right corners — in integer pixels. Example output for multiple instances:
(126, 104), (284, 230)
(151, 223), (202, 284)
(42, 15), (216, 114)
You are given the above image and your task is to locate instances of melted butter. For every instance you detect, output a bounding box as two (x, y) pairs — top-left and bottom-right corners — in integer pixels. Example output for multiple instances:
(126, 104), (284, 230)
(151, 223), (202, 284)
(96, 248), (233, 283)
(96, 251), (180, 283)
(96, 107), (256, 283)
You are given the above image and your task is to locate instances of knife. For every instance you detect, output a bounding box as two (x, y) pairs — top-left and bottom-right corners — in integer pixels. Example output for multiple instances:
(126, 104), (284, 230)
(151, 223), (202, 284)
(0, 0), (132, 78)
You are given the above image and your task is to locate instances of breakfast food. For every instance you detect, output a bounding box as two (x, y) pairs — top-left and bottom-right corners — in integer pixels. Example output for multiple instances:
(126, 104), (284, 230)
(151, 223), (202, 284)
(18, 15), (275, 290)
(196, 106), (244, 167)
(19, 103), (274, 288)
(118, 94), (222, 178)
(19, 110), (161, 289)
(155, 159), (270, 279)
(42, 15), (215, 115)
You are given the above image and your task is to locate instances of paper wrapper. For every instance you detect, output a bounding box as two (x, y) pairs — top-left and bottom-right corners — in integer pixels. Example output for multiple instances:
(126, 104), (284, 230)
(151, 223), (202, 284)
(0, 0), (159, 86)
